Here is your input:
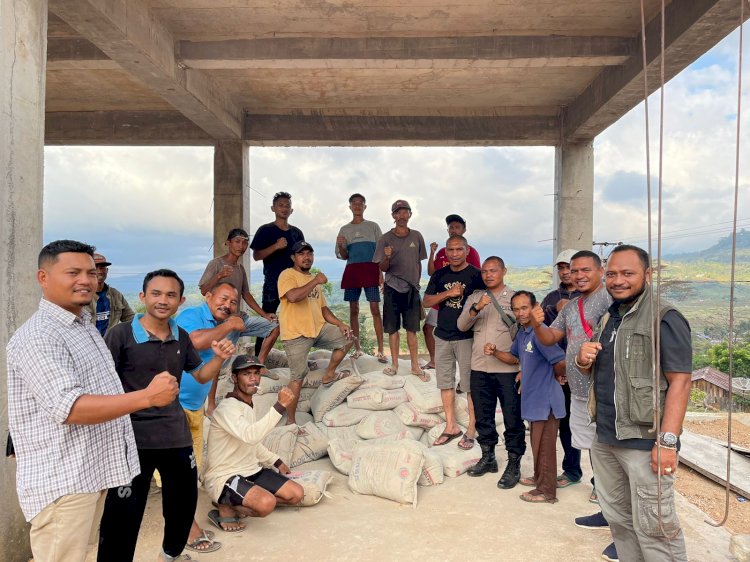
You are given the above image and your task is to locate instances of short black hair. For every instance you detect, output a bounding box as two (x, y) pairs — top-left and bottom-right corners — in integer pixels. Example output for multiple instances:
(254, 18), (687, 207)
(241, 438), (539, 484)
(349, 193), (366, 203)
(511, 290), (537, 307)
(483, 255), (506, 268)
(609, 244), (650, 270)
(446, 234), (468, 247)
(143, 269), (185, 297)
(227, 228), (249, 241)
(571, 250), (602, 268)
(272, 191), (292, 204)
(210, 281), (240, 297)
(38, 240), (95, 268)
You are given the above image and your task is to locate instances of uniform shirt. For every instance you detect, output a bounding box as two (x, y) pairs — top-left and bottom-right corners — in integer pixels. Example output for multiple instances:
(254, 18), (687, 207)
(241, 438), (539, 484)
(199, 257), (250, 297)
(278, 268), (327, 341)
(249, 223), (305, 292)
(337, 220), (382, 289)
(512, 326), (566, 422)
(105, 315), (203, 449)
(425, 265), (485, 341)
(176, 303), (223, 411)
(372, 228), (427, 293)
(6, 299), (139, 521)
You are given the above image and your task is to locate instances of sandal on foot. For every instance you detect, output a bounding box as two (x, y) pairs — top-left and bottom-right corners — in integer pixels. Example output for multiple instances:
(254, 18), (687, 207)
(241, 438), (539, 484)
(519, 477), (537, 487)
(458, 434), (475, 450)
(420, 362), (435, 370)
(589, 489), (599, 504)
(185, 531), (222, 553)
(520, 491), (558, 504)
(321, 369), (352, 387)
(411, 369), (431, 382)
(556, 474), (581, 489)
(383, 366), (398, 376)
(376, 352), (388, 364)
(207, 509), (245, 533)
(350, 350), (364, 360)
(432, 430), (463, 446)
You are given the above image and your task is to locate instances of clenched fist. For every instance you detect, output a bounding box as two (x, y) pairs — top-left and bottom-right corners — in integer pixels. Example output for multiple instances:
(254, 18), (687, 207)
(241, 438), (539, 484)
(314, 272), (328, 285)
(430, 242), (438, 253)
(219, 265), (234, 279)
(276, 237), (288, 249)
(277, 387), (295, 408)
(530, 304), (545, 326)
(147, 372), (178, 407)
(484, 343), (497, 356)
(211, 339), (236, 361)
(384, 245), (393, 258)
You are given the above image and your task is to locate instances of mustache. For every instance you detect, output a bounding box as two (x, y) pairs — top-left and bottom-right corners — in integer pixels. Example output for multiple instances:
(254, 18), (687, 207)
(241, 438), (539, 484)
(217, 306), (231, 314)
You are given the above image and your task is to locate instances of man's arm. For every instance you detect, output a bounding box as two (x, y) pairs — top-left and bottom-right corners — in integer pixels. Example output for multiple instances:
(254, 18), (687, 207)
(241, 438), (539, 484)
(427, 243), (438, 275)
(252, 238), (286, 261)
(191, 340), (236, 384)
(530, 303), (565, 345)
(284, 272), (327, 303)
(422, 284), (462, 308)
(651, 371), (691, 475)
(335, 230), (349, 260)
(242, 290), (271, 318)
(322, 306), (348, 334)
(217, 388), (294, 445)
(188, 316), (244, 351)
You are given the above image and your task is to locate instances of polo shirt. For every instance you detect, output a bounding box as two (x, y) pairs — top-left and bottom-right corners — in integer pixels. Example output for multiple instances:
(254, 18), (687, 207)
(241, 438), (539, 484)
(105, 315), (203, 449)
(176, 303), (221, 410)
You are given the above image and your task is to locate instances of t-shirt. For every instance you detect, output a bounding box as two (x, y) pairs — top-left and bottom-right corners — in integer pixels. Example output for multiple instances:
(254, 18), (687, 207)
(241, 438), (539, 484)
(372, 229), (427, 293)
(512, 326), (566, 422)
(425, 265), (485, 341)
(278, 268), (327, 341)
(337, 220), (382, 289)
(95, 288), (110, 336)
(176, 303), (223, 411)
(249, 223), (305, 293)
(594, 304), (692, 450)
(550, 286), (612, 399)
(199, 257), (250, 297)
(105, 316), (203, 449)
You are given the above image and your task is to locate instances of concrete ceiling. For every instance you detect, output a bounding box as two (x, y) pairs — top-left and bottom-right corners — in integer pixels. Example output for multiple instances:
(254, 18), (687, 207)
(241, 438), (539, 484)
(44, 0), (747, 146)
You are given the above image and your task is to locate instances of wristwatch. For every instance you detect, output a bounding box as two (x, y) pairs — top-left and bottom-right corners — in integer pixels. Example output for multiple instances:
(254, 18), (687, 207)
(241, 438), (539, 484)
(658, 432), (678, 449)
(470, 303), (480, 314)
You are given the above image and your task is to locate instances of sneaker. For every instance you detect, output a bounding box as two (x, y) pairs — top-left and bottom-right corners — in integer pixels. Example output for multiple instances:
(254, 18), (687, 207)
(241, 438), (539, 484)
(574, 511), (609, 529)
(601, 542), (618, 561)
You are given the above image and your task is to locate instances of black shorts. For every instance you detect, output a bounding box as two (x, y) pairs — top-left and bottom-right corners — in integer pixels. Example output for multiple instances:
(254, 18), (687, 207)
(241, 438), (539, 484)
(383, 285), (421, 334)
(218, 468), (289, 507)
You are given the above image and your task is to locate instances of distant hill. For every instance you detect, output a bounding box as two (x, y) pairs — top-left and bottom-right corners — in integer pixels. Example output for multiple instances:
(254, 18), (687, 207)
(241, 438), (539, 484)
(664, 229), (750, 263)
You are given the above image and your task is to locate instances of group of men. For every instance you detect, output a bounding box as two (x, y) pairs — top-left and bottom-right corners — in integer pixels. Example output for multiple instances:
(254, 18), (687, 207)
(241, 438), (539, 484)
(6, 190), (693, 562)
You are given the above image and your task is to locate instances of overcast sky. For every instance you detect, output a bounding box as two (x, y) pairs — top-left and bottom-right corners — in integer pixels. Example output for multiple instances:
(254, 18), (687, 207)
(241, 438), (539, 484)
(44, 29), (749, 290)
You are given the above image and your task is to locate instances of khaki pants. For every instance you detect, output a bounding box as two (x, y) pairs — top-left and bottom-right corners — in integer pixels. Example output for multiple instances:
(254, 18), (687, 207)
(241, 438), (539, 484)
(30, 491), (105, 562)
(184, 407), (205, 470)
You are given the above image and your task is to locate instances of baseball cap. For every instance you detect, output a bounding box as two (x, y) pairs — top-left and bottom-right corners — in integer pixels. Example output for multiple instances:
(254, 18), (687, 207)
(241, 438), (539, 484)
(391, 199), (411, 213)
(93, 253), (112, 267)
(291, 241), (314, 254)
(227, 228), (249, 241)
(445, 214), (466, 226)
(231, 354), (265, 372)
(555, 249), (578, 266)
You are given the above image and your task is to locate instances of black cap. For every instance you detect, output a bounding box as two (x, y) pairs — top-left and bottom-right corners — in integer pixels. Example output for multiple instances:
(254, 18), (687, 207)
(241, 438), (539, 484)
(445, 214), (466, 226)
(231, 354), (265, 372)
(227, 228), (249, 241)
(291, 240), (314, 254)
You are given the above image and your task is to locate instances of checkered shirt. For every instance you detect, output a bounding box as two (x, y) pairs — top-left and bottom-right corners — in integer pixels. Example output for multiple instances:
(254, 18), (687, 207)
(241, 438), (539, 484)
(6, 299), (139, 521)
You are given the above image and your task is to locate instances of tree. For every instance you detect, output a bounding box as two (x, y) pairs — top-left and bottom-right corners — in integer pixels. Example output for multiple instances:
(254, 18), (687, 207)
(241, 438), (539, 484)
(705, 341), (750, 378)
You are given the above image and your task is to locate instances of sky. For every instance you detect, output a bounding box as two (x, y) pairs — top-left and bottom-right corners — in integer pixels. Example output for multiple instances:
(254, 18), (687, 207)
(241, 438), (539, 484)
(43, 28), (750, 293)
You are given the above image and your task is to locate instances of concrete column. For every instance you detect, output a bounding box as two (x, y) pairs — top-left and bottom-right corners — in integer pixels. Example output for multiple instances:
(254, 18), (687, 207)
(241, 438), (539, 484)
(553, 141), (594, 262)
(0, 1), (47, 560)
(213, 140), (251, 272)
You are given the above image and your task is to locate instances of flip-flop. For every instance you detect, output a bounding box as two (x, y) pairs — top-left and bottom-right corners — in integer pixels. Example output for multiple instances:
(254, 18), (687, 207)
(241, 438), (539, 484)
(420, 362), (435, 370)
(411, 369), (431, 382)
(376, 352), (388, 364)
(185, 531), (222, 553)
(432, 430), (463, 446)
(520, 491), (558, 504)
(207, 509), (245, 533)
(321, 369), (352, 387)
(457, 434), (475, 450)
(383, 366), (398, 376)
(556, 474), (581, 489)
(589, 489), (599, 504)
(519, 477), (537, 487)
(350, 350), (364, 359)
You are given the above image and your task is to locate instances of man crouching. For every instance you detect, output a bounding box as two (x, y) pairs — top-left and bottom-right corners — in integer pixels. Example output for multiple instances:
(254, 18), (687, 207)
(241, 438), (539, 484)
(202, 355), (303, 532)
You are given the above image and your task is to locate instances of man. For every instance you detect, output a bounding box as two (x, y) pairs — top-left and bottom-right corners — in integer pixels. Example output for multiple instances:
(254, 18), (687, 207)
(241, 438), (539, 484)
(278, 241), (354, 423)
(199, 227), (280, 362)
(98, 269), (236, 561)
(531, 250), (616, 561)
(423, 235), (484, 449)
(457, 256), (524, 489)
(539, 249), (583, 489)
(424, 214), (482, 370)
(335, 193), (386, 362)
(577, 245), (691, 561)
(6, 240), (177, 562)
(372, 200), (429, 380)
(203, 355), (304, 532)
(250, 191), (305, 356)
(87, 252), (135, 337)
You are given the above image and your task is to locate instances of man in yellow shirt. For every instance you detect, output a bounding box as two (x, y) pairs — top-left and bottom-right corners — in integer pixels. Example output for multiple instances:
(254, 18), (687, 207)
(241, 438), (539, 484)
(278, 241), (353, 423)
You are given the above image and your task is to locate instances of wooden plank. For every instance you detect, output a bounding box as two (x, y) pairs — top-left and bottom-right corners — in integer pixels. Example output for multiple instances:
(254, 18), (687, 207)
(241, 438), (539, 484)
(679, 430), (750, 498)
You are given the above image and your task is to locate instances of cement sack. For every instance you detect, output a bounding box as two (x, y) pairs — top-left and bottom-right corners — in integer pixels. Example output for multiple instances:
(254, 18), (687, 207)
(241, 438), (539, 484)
(415, 443), (445, 486)
(356, 411), (408, 439)
(296, 399), (312, 413)
(405, 425), (424, 441)
(277, 411), (313, 427)
(302, 368), (326, 389)
(290, 422), (329, 468)
(426, 422), (467, 448)
(264, 348), (290, 369)
(327, 438), (359, 475)
(403, 377), (443, 414)
(285, 470), (333, 506)
(394, 402), (444, 429)
(310, 374), (365, 422)
(318, 423), (361, 441)
(322, 404), (371, 427)
(358, 372), (406, 391)
(350, 353), (387, 374)
(438, 395), (471, 427)
(257, 369), (291, 395)
(299, 386), (317, 402)
(346, 388), (408, 411)
(364, 429), (415, 445)
(348, 441), (424, 506)
(261, 425), (297, 467)
(434, 442), (482, 477)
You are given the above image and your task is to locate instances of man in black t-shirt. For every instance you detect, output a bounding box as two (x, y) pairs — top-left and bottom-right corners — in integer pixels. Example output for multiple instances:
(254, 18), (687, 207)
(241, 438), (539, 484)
(250, 191), (305, 355)
(423, 235), (484, 448)
(97, 269), (236, 562)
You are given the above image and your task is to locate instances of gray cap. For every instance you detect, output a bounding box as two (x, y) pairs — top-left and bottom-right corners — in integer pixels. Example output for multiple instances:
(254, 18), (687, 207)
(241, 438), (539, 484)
(555, 249), (578, 266)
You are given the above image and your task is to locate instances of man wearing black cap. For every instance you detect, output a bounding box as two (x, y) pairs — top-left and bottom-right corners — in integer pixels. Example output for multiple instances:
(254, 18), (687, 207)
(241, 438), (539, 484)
(203, 355), (303, 532)
(278, 241), (353, 422)
(372, 200), (429, 381)
(424, 214), (481, 370)
(87, 252), (135, 337)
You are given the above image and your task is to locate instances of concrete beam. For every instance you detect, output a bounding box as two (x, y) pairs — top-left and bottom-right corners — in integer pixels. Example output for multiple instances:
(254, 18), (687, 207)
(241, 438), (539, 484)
(46, 37), (119, 70)
(49, 0), (242, 139)
(244, 114), (560, 146)
(213, 141), (250, 264)
(553, 142), (594, 259)
(178, 35), (632, 70)
(564, 0), (748, 141)
(45, 111), (213, 145)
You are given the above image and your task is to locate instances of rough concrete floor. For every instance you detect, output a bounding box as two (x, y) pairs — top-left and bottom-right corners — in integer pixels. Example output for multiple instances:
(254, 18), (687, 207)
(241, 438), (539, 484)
(83, 439), (733, 562)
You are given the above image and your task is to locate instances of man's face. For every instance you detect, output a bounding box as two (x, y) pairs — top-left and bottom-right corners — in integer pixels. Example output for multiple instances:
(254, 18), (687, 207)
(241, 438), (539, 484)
(481, 259), (506, 289)
(570, 257), (604, 295)
(140, 276), (184, 321)
(605, 250), (650, 301)
(272, 197), (292, 220)
(292, 249), (314, 272)
(95, 263), (108, 288)
(38, 252), (98, 314)
(206, 284), (239, 321)
(226, 236), (249, 257)
(233, 367), (262, 396)
(447, 221), (466, 237)
(445, 239), (467, 267)
(349, 197), (366, 216)
(511, 294), (533, 326)
(556, 262), (572, 285)
(392, 208), (411, 227)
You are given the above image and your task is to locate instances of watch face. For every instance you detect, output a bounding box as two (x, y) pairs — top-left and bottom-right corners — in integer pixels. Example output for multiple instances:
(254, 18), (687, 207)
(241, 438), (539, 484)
(661, 432), (678, 446)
